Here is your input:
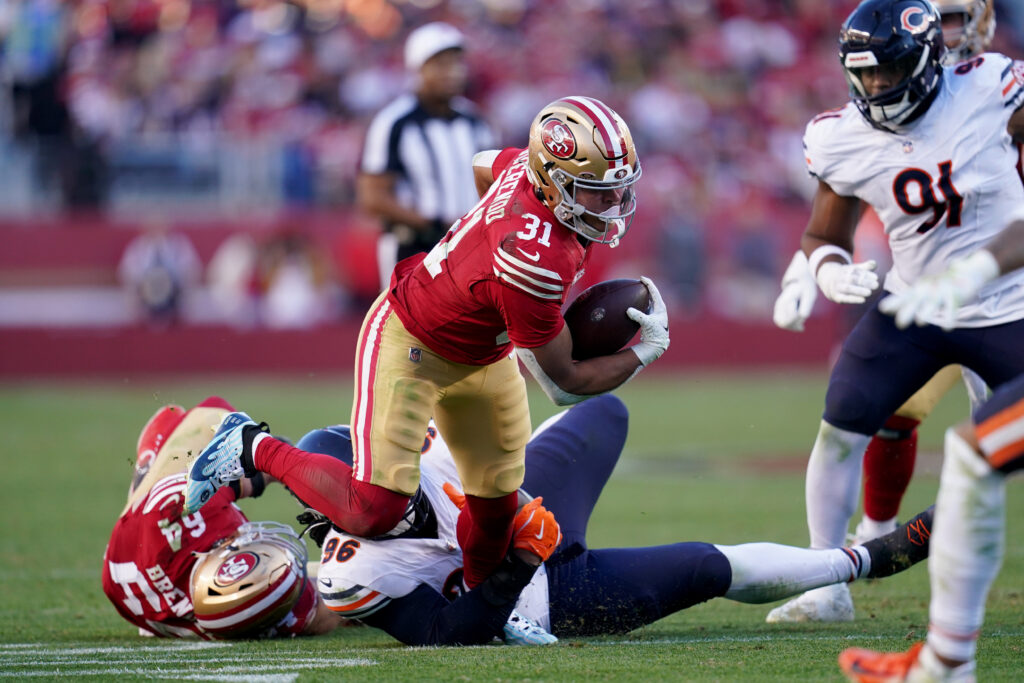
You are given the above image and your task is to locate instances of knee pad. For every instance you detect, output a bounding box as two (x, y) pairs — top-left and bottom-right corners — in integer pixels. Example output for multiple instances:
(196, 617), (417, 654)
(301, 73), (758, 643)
(470, 459), (525, 498)
(383, 378), (436, 453)
(824, 378), (882, 434)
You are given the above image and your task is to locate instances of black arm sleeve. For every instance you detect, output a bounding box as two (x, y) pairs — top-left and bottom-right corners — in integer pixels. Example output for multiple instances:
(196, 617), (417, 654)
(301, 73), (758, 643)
(360, 554), (538, 646)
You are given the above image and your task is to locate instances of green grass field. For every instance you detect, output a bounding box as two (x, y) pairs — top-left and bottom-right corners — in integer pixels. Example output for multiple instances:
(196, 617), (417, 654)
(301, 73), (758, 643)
(2, 371), (1022, 681)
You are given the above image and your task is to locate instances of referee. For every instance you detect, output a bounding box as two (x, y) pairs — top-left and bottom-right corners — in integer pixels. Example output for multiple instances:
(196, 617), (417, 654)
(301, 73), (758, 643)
(357, 22), (495, 290)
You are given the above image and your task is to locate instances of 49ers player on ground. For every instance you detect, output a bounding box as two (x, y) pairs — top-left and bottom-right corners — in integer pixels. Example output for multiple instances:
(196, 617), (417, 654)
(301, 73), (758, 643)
(183, 96), (670, 593)
(102, 398), (339, 639)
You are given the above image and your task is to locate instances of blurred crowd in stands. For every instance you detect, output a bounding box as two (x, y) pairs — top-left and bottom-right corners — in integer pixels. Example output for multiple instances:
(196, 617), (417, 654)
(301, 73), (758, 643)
(2, 0), (1023, 326)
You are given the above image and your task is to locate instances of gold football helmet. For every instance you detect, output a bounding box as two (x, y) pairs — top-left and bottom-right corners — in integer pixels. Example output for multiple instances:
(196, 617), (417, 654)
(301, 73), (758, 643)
(526, 96), (641, 245)
(190, 521), (307, 638)
(932, 0), (996, 64)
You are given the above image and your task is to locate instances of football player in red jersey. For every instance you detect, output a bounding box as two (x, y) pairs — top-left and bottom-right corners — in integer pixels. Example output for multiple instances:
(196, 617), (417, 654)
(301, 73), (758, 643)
(102, 397), (340, 639)
(183, 96), (670, 594)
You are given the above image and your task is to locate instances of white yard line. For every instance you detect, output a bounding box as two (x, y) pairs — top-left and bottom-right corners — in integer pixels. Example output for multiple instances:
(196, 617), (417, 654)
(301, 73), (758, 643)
(0, 642), (230, 655)
(0, 643), (373, 679)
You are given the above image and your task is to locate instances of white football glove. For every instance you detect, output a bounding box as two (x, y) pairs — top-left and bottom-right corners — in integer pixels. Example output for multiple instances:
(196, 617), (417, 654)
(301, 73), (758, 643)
(772, 250), (818, 332)
(627, 276), (669, 367)
(816, 259), (879, 304)
(878, 250), (1000, 331)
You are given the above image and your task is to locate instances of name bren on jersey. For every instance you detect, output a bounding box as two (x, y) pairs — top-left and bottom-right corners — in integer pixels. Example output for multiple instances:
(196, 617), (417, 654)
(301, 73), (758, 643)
(804, 53), (1024, 328)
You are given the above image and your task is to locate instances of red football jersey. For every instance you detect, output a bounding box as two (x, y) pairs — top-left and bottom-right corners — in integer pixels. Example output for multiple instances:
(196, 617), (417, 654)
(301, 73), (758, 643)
(102, 475), (245, 637)
(388, 147), (591, 365)
(101, 475), (316, 639)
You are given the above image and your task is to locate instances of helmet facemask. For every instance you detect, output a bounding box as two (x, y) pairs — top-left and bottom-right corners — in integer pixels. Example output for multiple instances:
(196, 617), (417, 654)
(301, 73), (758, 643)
(844, 47), (939, 129)
(190, 521), (308, 638)
(839, 0), (945, 133)
(548, 162), (641, 246)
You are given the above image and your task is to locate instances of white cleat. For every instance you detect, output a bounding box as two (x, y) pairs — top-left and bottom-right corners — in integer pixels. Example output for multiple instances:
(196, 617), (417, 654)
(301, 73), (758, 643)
(766, 583), (854, 623)
(849, 515), (899, 546)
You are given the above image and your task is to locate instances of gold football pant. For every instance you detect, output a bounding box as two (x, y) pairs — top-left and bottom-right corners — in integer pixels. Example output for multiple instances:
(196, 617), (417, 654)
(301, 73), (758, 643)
(893, 364), (961, 422)
(350, 293), (531, 497)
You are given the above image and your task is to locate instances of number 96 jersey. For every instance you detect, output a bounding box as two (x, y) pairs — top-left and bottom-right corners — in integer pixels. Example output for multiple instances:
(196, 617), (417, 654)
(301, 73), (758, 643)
(804, 53), (1024, 328)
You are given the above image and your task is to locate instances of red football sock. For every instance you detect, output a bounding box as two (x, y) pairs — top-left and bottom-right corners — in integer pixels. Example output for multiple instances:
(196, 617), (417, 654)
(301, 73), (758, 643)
(863, 415), (919, 522)
(456, 492), (518, 589)
(254, 438), (409, 538)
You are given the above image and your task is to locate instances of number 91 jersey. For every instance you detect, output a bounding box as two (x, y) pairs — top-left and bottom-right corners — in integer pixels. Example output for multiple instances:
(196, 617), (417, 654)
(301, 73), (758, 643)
(804, 53), (1024, 327)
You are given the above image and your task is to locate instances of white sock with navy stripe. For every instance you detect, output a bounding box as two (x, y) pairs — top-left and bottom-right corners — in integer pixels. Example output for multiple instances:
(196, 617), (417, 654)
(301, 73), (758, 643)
(715, 542), (870, 604)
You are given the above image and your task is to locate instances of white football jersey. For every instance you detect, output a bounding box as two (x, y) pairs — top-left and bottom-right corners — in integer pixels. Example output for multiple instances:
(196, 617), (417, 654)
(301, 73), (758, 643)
(317, 420), (551, 629)
(804, 53), (1024, 328)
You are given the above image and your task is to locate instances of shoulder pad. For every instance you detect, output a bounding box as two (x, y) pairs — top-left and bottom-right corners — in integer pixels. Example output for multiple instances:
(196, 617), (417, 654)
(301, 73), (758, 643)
(492, 231), (568, 301)
(995, 56), (1024, 110)
(809, 106), (847, 126)
(802, 104), (859, 182)
(945, 53), (1024, 108)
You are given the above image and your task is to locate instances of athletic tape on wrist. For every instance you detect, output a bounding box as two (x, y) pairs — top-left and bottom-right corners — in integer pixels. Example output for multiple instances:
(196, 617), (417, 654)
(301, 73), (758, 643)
(808, 245), (853, 279)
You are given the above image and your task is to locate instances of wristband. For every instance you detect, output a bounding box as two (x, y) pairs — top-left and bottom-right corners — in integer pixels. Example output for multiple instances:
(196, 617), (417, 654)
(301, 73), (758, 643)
(515, 347), (589, 406)
(808, 245), (853, 279)
(631, 341), (662, 367)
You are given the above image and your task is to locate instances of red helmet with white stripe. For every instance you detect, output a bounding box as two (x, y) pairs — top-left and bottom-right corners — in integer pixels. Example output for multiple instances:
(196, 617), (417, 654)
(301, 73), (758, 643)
(136, 404), (186, 469)
(190, 522), (307, 638)
(526, 96), (641, 245)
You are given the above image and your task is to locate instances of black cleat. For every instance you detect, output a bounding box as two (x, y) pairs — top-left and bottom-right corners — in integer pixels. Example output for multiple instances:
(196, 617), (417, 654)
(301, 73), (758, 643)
(863, 505), (933, 579)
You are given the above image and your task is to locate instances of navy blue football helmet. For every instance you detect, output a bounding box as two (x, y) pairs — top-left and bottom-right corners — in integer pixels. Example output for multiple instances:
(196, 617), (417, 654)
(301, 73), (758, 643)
(295, 425), (354, 466)
(840, 0), (946, 131)
(293, 425), (436, 541)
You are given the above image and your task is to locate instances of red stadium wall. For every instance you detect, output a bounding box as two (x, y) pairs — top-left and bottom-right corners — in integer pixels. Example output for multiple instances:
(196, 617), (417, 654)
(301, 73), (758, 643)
(0, 214), (840, 377)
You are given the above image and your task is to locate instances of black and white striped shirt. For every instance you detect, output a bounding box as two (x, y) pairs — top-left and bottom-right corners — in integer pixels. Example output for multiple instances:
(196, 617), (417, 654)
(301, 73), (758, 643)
(360, 94), (495, 230)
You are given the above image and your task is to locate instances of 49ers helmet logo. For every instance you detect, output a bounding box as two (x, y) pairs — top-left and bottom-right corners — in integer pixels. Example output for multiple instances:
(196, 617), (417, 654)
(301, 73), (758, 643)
(214, 552), (259, 586)
(541, 119), (576, 159)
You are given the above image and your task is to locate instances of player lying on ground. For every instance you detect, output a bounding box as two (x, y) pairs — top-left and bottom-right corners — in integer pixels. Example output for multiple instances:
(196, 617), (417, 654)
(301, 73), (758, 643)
(289, 394), (933, 646)
(183, 96), (669, 608)
(101, 397), (341, 639)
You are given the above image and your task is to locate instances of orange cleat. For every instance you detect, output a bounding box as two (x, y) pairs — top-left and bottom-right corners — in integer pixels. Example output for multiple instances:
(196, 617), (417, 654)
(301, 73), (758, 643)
(838, 642), (924, 682)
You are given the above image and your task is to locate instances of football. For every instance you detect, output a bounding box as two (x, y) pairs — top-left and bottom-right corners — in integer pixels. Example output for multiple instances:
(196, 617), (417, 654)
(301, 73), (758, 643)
(564, 279), (651, 360)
